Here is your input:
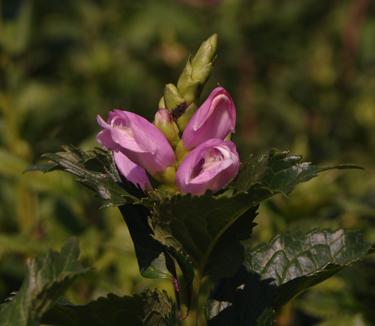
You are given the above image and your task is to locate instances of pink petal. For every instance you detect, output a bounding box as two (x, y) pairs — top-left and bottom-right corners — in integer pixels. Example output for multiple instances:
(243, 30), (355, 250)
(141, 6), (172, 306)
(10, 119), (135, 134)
(182, 87), (236, 150)
(113, 151), (151, 191)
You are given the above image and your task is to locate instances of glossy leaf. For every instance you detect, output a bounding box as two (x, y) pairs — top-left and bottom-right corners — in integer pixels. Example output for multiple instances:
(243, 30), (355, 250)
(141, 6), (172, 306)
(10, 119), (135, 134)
(208, 229), (372, 325)
(43, 290), (177, 326)
(231, 149), (360, 197)
(0, 239), (88, 326)
(244, 229), (372, 305)
(150, 150), (337, 280)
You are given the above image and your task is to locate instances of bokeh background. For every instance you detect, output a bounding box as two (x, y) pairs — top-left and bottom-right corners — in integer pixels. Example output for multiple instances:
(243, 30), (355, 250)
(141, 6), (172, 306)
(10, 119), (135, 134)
(1, 0), (374, 325)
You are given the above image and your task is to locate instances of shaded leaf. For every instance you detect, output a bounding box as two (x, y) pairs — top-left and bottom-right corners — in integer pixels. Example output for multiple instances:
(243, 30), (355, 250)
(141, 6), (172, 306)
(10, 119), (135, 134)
(151, 193), (258, 279)
(119, 204), (171, 280)
(0, 239), (88, 326)
(150, 150), (337, 280)
(43, 290), (177, 326)
(204, 207), (258, 281)
(118, 204), (194, 316)
(208, 229), (372, 326)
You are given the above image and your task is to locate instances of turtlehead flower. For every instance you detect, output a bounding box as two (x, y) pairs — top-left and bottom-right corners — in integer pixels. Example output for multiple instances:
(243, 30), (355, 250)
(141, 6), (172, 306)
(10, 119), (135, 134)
(182, 87), (236, 150)
(176, 138), (240, 195)
(97, 109), (175, 189)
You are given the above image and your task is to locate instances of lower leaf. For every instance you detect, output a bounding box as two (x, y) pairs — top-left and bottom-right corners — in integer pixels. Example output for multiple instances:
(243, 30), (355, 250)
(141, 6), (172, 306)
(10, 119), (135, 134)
(208, 229), (372, 325)
(42, 290), (177, 326)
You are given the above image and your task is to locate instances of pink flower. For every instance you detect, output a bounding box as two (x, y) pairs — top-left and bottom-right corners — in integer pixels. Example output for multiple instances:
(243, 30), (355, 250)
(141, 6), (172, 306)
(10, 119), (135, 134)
(113, 151), (151, 191)
(176, 138), (240, 195)
(97, 110), (175, 189)
(182, 87), (236, 150)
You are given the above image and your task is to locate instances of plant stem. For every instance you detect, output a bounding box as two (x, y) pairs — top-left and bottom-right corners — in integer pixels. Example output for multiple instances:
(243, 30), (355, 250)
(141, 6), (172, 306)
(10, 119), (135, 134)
(183, 273), (206, 326)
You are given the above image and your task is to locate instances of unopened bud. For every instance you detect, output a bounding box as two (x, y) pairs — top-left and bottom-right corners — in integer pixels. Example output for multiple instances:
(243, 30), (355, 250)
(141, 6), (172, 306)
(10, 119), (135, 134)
(177, 34), (218, 103)
(175, 140), (189, 164)
(164, 83), (185, 111)
(154, 109), (180, 147)
(177, 103), (196, 131)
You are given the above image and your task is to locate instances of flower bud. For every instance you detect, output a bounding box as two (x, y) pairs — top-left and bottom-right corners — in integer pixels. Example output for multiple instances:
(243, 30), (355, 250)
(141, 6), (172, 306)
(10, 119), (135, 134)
(97, 109), (175, 175)
(154, 108), (180, 147)
(164, 84), (185, 111)
(182, 87), (236, 150)
(177, 34), (218, 103)
(176, 103), (196, 131)
(176, 138), (240, 196)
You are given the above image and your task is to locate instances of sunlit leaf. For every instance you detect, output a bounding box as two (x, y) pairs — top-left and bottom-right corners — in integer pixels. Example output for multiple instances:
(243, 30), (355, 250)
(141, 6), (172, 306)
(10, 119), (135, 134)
(0, 239), (88, 326)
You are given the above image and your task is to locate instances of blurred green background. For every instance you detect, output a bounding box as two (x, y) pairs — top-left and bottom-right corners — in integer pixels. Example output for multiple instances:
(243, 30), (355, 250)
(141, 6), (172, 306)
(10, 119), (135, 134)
(1, 0), (374, 325)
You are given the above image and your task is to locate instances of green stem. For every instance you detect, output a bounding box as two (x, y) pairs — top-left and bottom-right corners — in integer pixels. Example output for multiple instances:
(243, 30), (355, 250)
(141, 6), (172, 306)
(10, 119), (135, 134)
(183, 273), (206, 326)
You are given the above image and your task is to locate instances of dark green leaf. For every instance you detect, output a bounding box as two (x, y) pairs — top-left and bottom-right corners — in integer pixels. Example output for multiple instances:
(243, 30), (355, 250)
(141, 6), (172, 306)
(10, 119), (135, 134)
(244, 229), (372, 305)
(204, 207), (258, 281)
(151, 193), (258, 279)
(118, 204), (193, 316)
(42, 290), (177, 326)
(29, 146), (139, 207)
(119, 204), (171, 280)
(231, 150), (358, 197)
(0, 239), (88, 326)
(208, 229), (372, 325)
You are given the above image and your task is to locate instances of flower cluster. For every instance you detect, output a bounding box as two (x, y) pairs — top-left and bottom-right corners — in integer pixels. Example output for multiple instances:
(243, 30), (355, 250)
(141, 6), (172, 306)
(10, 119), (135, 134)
(96, 86), (239, 195)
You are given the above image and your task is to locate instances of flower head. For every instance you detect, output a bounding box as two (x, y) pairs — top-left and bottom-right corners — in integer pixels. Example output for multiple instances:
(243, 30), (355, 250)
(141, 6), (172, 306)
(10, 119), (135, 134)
(176, 138), (240, 195)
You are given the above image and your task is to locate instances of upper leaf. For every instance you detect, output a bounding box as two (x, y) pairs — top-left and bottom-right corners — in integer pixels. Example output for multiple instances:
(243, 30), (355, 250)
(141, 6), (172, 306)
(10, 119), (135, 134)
(42, 290), (177, 326)
(29, 145), (139, 207)
(119, 204), (171, 280)
(151, 193), (258, 279)
(230, 149), (360, 198)
(150, 150), (337, 280)
(208, 229), (372, 325)
(0, 239), (88, 326)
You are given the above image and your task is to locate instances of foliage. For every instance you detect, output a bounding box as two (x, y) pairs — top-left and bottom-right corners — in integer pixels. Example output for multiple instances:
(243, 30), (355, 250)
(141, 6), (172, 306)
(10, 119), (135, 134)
(1, 0), (375, 325)
(0, 239), (87, 326)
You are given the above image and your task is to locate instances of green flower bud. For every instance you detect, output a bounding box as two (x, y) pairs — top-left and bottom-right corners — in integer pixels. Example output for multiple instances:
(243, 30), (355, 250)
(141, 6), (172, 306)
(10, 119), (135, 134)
(177, 103), (196, 131)
(177, 34), (217, 103)
(154, 166), (177, 186)
(154, 108), (180, 147)
(164, 83), (185, 111)
(175, 139), (189, 164)
(158, 97), (166, 109)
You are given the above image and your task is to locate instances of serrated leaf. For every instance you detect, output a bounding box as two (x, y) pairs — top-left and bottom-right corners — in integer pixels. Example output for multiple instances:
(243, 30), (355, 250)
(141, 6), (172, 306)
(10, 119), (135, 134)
(151, 193), (258, 279)
(231, 150), (359, 197)
(42, 290), (177, 326)
(208, 229), (372, 325)
(244, 229), (372, 305)
(151, 150), (355, 282)
(0, 239), (88, 326)
(29, 146), (139, 206)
